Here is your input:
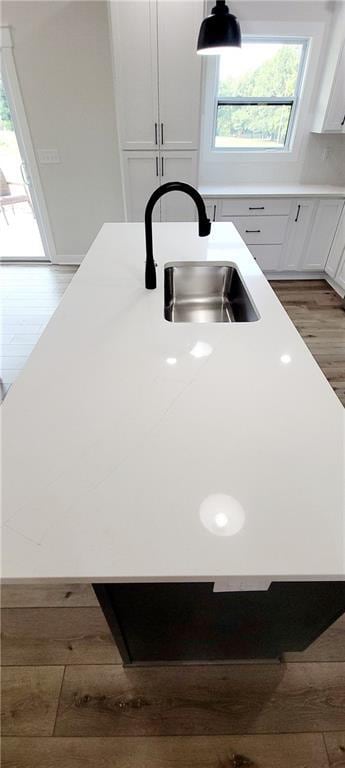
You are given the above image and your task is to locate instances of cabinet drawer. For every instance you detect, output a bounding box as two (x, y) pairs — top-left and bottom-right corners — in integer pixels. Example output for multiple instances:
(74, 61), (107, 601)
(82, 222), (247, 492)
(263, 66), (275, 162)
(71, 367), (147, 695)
(230, 216), (289, 245)
(219, 198), (291, 217)
(249, 245), (283, 271)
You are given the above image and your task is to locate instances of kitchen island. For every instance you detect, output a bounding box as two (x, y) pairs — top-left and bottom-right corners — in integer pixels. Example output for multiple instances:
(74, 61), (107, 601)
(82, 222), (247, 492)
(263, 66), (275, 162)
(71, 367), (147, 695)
(2, 223), (344, 663)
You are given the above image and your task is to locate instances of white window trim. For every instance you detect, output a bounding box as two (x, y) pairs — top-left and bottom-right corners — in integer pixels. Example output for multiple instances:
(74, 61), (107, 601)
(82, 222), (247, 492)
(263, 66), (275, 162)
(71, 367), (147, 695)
(212, 36), (309, 154)
(200, 20), (326, 165)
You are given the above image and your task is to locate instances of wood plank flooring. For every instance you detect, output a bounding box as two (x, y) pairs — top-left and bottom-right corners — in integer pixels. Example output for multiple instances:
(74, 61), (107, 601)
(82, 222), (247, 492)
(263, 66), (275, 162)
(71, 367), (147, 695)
(1, 268), (345, 766)
(0, 264), (77, 399)
(1, 735), (332, 768)
(270, 280), (345, 406)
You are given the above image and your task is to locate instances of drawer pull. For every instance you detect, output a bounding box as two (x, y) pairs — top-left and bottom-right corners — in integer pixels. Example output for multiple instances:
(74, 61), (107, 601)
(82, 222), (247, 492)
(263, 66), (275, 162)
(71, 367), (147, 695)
(249, 206), (265, 210)
(294, 204), (301, 222)
(341, 115), (345, 126)
(155, 156), (159, 177)
(245, 229), (261, 233)
(213, 204), (216, 221)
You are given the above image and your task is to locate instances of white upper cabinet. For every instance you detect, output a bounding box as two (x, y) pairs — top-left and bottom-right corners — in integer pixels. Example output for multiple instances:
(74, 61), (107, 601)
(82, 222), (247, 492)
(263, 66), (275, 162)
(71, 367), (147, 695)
(110, 1), (159, 150)
(313, 5), (345, 135)
(157, 1), (202, 150)
(322, 42), (345, 133)
(301, 200), (344, 271)
(110, 0), (202, 151)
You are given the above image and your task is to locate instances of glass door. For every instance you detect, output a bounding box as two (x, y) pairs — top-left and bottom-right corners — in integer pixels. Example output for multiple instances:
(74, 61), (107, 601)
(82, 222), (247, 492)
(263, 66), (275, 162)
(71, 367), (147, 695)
(0, 76), (46, 260)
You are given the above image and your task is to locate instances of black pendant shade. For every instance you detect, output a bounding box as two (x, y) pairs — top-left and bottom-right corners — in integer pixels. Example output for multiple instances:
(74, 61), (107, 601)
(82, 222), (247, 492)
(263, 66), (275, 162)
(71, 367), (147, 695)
(197, 0), (241, 55)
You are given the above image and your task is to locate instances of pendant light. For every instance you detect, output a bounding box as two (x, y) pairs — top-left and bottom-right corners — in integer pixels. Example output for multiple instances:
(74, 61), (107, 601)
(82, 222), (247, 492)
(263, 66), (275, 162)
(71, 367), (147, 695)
(197, 0), (241, 56)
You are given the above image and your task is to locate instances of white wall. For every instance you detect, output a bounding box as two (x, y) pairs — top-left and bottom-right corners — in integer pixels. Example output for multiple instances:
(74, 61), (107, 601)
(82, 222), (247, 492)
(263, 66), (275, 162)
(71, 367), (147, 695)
(2, 0), (124, 260)
(199, 0), (345, 187)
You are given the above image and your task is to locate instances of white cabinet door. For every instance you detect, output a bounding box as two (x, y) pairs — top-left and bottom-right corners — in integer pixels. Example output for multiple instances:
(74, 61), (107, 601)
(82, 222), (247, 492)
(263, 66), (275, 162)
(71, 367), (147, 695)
(204, 199), (218, 222)
(325, 207), (345, 277)
(324, 42), (345, 133)
(301, 200), (344, 271)
(280, 200), (316, 270)
(110, 1), (159, 150)
(157, 1), (202, 150)
(249, 245), (283, 272)
(122, 152), (160, 221)
(160, 153), (198, 221)
(335, 252), (345, 291)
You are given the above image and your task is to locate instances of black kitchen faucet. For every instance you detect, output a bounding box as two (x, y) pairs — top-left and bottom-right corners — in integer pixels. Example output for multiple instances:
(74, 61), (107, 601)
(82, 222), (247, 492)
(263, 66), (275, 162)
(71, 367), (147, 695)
(144, 182), (211, 289)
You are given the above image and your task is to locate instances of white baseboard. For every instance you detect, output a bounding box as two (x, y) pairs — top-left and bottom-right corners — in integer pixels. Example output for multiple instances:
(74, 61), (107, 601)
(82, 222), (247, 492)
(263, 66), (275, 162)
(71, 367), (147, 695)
(266, 271), (324, 280)
(52, 255), (84, 265)
(325, 274), (345, 298)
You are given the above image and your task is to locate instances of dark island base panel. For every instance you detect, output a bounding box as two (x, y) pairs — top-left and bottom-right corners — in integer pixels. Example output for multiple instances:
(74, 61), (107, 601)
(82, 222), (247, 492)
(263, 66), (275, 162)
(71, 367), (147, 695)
(93, 582), (345, 665)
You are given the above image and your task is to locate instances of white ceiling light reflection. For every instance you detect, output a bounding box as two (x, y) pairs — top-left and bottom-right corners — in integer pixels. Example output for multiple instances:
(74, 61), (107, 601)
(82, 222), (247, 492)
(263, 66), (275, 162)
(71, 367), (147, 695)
(166, 357), (177, 366)
(190, 341), (213, 359)
(280, 354), (292, 365)
(199, 494), (245, 537)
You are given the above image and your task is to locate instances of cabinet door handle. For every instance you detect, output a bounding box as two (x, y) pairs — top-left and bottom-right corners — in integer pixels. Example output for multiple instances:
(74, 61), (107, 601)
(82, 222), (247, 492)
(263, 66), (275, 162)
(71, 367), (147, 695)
(161, 156), (164, 177)
(294, 204), (301, 222)
(249, 206), (265, 210)
(155, 156), (159, 177)
(154, 123), (158, 145)
(341, 115), (345, 126)
(245, 229), (261, 233)
(161, 123), (164, 145)
(213, 204), (216, 222)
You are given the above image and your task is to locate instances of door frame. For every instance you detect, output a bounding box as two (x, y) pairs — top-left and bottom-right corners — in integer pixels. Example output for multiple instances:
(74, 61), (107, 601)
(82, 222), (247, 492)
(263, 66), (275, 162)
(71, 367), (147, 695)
(0, 26), (56, 261)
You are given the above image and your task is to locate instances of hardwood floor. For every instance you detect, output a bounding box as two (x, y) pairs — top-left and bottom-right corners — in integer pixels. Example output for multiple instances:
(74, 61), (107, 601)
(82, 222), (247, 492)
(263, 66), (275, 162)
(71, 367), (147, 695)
(1, 268), (345, 766)
(270, 280), (345, 407)
(0, 264), (77, 400)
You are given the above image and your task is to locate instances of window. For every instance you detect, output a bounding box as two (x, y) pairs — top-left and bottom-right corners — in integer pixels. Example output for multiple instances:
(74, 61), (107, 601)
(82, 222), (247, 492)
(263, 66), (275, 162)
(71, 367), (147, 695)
(214, 38), (308, 151)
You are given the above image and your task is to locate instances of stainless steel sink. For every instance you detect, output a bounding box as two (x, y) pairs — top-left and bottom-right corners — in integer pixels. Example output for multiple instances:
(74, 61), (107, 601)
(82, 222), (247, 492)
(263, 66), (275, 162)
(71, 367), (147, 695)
(164, 263), (259, 323)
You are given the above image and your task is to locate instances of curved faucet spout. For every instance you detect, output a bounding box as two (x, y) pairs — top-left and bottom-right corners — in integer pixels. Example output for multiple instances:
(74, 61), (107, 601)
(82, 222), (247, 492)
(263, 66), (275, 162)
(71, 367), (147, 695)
(144, 182), (211, 290)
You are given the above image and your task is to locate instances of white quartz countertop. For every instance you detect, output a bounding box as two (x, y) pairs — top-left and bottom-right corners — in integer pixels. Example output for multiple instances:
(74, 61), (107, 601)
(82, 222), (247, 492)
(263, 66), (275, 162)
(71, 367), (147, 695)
(199, 184), (345, 198)
(1, 223), (344, 584)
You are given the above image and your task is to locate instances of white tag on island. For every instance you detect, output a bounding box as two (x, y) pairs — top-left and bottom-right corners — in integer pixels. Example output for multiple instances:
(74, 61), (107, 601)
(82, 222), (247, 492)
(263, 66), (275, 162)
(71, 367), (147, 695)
(213, 578), (272, 592)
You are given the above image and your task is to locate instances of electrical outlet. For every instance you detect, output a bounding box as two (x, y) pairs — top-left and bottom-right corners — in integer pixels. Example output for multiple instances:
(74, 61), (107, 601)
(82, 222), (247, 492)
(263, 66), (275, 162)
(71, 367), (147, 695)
(37, 148), (60, 164)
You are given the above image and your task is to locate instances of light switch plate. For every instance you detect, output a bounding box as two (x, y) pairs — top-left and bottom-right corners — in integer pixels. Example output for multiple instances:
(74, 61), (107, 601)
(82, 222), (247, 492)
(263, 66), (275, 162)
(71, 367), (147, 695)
(37, 148), (60, 164)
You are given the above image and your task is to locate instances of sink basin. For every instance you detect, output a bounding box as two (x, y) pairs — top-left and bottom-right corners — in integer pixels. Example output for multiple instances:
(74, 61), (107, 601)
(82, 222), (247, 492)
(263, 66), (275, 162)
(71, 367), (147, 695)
(164, 263), (259, 323)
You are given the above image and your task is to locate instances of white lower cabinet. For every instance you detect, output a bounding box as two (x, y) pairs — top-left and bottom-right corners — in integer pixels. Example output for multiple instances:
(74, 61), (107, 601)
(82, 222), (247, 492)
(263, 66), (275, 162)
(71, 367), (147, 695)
(123, 152), (160, 222)
(326, 207), (345, 277)
(219, 197), (291, 217)
(229, 215), (288, 246)
(281, 199), (316, 270)
(122, 151), (197, 222)
(205, 199), (218, 222)
(335, 252), (345, 291)
(203, 195), (344, 275)
(300, 199), (344, 271)
(249, 245), (284, 271)
(159, 152), (198, 221)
